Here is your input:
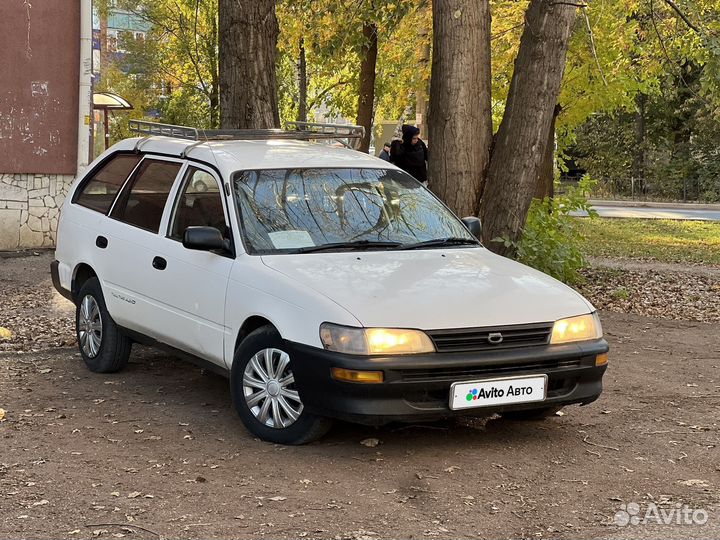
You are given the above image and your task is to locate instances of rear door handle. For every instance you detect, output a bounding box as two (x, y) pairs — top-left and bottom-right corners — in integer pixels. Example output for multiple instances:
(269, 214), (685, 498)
(152, 256), (167, 270)
(96, 236), (108, 249)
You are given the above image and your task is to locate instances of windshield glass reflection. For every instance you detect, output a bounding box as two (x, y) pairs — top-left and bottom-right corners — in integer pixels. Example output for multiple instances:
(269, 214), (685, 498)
(233, 168), (477, 254)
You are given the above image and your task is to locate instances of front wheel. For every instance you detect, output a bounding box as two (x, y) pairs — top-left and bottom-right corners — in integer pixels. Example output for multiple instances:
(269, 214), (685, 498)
(231, 326), (332, 444)
(75, 277), (131, 373)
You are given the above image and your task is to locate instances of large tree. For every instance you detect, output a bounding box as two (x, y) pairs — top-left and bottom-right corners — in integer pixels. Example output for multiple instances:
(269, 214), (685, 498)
(427, 0), (492, 217)
(428, 0), (578, 255)
(219, 0), (280, 129)
(356, 21), (379, 152)
(480, 0), (578, 255)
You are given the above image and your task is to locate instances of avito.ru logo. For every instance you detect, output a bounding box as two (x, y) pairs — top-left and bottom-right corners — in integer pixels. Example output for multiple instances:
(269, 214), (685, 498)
(465, 385), (535, 402)
(614, 502), (709, 527)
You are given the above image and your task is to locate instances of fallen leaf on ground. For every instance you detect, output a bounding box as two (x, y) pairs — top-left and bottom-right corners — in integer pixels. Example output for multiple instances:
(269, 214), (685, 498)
(678, 479), (708, 487)
(0, 408), (6, 421)
(127, 491), (141, 498)
(0, 327), (13, 340)
(268, 496), (287, 501)
(360, 438), (380, 447)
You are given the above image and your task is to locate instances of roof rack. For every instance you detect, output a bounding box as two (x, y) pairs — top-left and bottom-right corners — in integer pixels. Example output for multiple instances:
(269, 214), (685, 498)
(128, 119), (364, 143)
(129, 120), (199, 141)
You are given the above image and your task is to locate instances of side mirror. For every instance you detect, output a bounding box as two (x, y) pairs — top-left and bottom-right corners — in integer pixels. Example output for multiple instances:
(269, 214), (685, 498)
(183, 226), (226, 252)
(461, 216), (482, 239)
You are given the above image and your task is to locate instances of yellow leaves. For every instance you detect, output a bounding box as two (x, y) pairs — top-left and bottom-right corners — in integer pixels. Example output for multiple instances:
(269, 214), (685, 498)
(0, 327), (12, 340)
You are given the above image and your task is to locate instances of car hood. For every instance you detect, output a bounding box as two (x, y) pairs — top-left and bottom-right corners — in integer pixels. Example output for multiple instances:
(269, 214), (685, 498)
(260, 248), (594, 329)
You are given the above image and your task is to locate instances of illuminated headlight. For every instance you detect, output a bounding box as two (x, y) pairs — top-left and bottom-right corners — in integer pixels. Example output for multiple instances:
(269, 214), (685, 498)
(319, 323), (435, 355)
(550, 312), (603, 344)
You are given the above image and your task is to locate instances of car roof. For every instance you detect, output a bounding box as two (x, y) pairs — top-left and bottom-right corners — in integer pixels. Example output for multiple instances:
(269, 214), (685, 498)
(111, 137), (396, 178)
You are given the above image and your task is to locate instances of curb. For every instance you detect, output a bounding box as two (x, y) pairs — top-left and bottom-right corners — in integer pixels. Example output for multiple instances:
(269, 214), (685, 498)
(588, 199), (720, 211)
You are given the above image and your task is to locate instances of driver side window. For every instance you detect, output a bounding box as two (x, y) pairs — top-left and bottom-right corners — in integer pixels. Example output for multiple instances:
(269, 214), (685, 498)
(169, 167), (229, 241)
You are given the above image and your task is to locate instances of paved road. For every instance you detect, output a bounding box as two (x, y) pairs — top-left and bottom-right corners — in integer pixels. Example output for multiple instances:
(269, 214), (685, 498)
(575, 205), (720, 221)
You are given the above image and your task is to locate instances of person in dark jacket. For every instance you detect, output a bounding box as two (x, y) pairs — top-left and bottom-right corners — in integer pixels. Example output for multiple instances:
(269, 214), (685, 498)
(390, 125), (428, 183)
(378, 142), (391, 161)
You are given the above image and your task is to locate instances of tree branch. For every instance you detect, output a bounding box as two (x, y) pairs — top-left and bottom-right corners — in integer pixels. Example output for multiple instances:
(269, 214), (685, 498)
(307, 80), (350, 111)
(550, 2), (588, 7)
(661, 0), (700, 33)
(582, 8), (608, 86)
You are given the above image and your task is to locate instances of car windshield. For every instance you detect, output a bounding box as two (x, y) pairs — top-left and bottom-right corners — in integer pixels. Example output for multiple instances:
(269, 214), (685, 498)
(233, 168), (478, 254)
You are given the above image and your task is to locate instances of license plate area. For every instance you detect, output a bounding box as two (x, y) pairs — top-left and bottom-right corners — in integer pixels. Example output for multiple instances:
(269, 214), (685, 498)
(449, 374), (548, 410)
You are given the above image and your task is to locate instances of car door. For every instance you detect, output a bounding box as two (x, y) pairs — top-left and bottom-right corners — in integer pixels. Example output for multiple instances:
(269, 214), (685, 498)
(147, 165), (234, 366)
(99, 155), (186, 338)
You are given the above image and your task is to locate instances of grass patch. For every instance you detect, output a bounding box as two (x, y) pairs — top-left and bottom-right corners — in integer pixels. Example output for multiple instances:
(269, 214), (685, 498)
(576, 218), (720, 265)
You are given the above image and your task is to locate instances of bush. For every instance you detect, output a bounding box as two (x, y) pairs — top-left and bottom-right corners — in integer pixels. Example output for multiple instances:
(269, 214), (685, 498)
(496, 176), (597, 284)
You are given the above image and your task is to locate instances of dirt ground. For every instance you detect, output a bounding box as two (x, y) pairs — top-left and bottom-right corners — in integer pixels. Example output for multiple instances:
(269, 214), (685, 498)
(1, 252), (718, 539)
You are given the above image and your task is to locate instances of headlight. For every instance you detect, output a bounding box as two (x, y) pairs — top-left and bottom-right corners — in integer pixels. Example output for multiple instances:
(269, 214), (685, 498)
(320, 323), (435, 355)
(550, 312), (603, 344)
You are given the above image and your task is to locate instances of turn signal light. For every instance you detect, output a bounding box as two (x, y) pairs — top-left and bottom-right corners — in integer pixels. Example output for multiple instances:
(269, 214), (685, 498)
(595, 352), (609, 366)
(331, 367), (384, 384)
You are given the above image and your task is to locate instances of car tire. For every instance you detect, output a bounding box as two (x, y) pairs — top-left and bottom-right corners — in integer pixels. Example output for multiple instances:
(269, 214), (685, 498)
(502, 406), (563, 421)
(231, 326), (332, 444)
(75, 277), (131, 373)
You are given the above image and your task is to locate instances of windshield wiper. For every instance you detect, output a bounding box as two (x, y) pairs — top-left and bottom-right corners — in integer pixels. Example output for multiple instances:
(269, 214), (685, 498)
(293, 240), (403, 253)
(401, 237), (480, 250)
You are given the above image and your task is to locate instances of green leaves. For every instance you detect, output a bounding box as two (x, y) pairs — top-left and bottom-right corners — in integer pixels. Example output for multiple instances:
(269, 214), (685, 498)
(497, 175), (598, 284)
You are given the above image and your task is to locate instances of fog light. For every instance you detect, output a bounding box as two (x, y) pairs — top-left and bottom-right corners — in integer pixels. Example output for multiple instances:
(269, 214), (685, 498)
(331, 367), (384, 383)
(595, 352), (609, 366)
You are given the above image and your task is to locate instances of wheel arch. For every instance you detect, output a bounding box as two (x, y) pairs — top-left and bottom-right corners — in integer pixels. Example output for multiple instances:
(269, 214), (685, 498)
(234, 315), (280, 355)
(72, 263), (98, 303)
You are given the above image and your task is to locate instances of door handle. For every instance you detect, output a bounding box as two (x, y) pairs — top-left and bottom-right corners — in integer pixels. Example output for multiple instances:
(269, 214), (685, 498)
(152, 256), (167, 270)
(96, 236), (108, 249)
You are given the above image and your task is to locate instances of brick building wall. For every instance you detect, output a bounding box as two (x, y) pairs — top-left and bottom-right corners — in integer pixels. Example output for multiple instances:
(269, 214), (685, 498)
(0, 1), (81, 250)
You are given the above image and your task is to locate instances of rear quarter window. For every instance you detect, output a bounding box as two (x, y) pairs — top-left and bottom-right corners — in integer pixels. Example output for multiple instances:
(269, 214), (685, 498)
(74, 154), (142, 213)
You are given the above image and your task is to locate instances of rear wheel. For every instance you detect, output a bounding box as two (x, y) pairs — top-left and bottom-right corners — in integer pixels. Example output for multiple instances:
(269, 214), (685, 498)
(75, 277), (131, 373)
(502, 406), (562, 421)
(231, 326), (332, 444)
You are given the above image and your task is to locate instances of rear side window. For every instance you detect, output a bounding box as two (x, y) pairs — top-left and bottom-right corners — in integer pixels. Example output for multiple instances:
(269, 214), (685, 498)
(75, 154), (142, 213)
(110, 159), (182, 233)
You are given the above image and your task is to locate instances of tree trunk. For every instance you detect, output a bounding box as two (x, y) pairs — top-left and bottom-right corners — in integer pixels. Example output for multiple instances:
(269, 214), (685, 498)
(219, 0), (280, 129)
(209, 88), (220, 129)
(480, 0), (577, 255)
(427, 0), (492, 218)
(356, 22), (378, 153)
(209, 10), (220, 129)
(534, 104), (561, 200)
(633, 93), (646, 195)
(298, 37), (308, 122)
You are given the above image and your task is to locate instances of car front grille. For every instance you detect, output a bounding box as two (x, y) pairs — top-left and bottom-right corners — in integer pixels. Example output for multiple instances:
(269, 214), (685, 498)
(426, 322), (553, 353)
(398, 357), (582, 383)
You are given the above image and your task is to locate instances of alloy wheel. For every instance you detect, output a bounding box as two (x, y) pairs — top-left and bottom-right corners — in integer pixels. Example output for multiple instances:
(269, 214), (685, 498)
(242, 348), (303, 428)
(78, 295), (103, 358)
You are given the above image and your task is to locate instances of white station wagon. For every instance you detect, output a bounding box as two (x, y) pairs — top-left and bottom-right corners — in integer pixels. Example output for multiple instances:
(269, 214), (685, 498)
(52, 121), (609, 444)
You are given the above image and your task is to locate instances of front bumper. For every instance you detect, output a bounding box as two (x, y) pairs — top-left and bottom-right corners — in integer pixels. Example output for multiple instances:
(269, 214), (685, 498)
(288, 338), (609, 425)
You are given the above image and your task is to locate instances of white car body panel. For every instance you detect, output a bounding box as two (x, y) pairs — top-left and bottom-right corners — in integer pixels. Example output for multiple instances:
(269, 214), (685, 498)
(56, 136), (598, 373)
(222, 257), (362, 368)
(260, 249), (594, 331)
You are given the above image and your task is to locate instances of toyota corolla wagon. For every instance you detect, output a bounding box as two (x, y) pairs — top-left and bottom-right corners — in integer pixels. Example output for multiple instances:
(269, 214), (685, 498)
(52, 121), (609, 444)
